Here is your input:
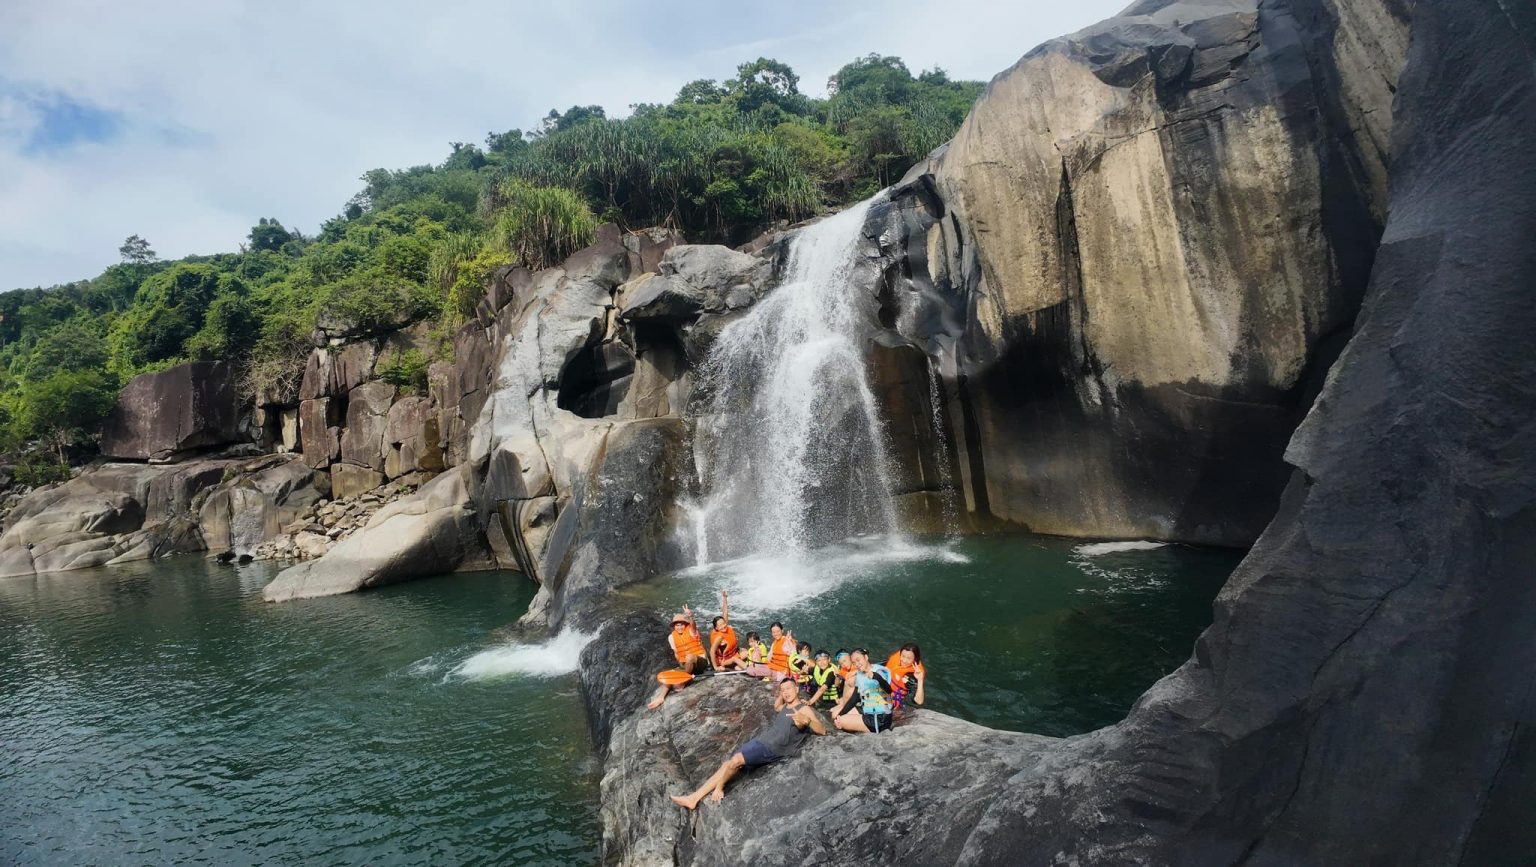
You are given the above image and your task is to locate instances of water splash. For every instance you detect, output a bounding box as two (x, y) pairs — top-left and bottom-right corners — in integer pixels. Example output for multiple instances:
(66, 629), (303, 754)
(446, 630), (595, 680)
(1074, 540), (1169, 557)
(678, 536), (969, 614)
(692, 196), (899, 562)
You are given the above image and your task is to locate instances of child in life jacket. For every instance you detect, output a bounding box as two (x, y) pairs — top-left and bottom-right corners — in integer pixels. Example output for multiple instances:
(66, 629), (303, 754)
(806, 650), (843, 709)
(790, 641), (814, 694)
(743, 632), (773, 679)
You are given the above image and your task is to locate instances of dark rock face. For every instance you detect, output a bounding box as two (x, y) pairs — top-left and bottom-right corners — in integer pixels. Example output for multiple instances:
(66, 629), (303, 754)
(579, 614), (1056, 865)
(99, 361), (243, 461)
(872, 0), (1409, 546)
(918, 3), (1536, 860)
(524, 418), (694, 630)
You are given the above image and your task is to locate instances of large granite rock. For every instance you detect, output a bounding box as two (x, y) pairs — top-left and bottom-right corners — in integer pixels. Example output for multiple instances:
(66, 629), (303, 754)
(873, 0), (1409, 546)
(338, 381), (395, 471)
(0, 459), (240, 576)
(261, 464), (491, 602)
(518, 418), (694, 630)
(197, 454), (327, 557)
(580, 612), (1056, 865)
(99, 361), (243, 461)
(924, 4), (1536, 861)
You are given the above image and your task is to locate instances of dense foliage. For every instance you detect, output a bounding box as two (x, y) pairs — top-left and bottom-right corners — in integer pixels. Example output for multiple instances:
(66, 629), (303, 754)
(0, 54), (980, 470)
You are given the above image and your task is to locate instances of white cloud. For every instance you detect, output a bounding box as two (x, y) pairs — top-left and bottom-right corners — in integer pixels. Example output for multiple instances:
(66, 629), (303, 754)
(0, 0), (1125, 290)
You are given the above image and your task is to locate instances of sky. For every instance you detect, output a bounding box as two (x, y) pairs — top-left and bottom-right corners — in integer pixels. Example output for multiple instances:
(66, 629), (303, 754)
(0, 0), (1125, 291)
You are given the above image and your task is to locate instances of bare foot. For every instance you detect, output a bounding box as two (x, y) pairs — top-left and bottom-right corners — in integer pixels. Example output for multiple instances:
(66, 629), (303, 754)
(709, 788), (725, 803)
(670, 794), (696, 811)
(647, 696), (665, 710)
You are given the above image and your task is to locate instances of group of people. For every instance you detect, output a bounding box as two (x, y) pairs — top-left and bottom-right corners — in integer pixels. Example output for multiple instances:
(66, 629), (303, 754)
(650, 592), (929, 810)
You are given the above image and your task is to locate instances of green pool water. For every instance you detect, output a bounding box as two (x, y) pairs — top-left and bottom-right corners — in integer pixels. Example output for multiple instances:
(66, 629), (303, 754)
(623, 535), (1240, 735)
(0, 560), (597, 866)
(0, 535), (1237, 864)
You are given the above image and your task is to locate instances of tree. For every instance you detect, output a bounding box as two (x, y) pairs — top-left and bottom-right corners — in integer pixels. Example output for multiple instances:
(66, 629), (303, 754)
(728, 58), (803, 115)
(539, 105), (607, 136)
(676, 79), (726, 105)
(247, 218), (295, 253)
(19, 368), (119, 464)
(119, 234), (157, 265)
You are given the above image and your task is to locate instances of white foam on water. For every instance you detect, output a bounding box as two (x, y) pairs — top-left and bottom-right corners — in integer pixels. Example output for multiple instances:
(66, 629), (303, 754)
(686, 536), (967, 614)
(447, 630), (595, 681)
(1074, 540), (1169, 557)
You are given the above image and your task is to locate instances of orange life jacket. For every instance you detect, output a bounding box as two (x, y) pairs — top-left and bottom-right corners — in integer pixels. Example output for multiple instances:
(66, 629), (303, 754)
(886, 652), (926, 682)
(768, 635), (794, 673)
(710, 626), (738, 661)
(671, 626), (704, 665)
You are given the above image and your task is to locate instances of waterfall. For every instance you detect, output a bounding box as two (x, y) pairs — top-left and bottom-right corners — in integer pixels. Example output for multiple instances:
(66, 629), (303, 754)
(691, 196), (900, 563)
(926, 360), (962, 537)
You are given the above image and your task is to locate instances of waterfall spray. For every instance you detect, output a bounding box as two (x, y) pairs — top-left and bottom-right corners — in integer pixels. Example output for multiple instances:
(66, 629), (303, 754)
(692, 196), (899, 563)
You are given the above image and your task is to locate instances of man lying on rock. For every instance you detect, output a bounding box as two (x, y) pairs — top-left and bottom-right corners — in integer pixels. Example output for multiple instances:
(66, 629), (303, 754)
(670, 677), (828, 810)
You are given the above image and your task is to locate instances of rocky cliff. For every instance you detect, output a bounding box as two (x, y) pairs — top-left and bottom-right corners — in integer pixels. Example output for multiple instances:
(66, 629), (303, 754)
(867, 0), (1410, 546)
(582, 0), (1536, 862)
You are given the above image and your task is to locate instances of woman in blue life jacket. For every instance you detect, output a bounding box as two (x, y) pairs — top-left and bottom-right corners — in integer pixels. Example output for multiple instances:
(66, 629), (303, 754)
(831, 648), (895, 734)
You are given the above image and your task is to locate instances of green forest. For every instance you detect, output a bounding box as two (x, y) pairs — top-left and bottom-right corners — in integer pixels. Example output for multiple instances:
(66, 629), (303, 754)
(0, 55), (981, 481)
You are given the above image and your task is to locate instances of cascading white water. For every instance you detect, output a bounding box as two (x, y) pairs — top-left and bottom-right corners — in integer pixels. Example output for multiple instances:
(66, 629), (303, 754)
(691, 196), (900, 563)
(926, 361), (962, 537)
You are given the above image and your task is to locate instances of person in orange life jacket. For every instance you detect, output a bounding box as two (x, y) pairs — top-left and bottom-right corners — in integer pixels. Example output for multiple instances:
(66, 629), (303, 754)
(742, 631), (773, 678)
(832, 648), (897, 733)
(886, 642), (926, 708)
(669, 677), (828, 810)
(765, 622), (797, 682)
(709, 591), (742, 671)
(647, 605), (705, 710)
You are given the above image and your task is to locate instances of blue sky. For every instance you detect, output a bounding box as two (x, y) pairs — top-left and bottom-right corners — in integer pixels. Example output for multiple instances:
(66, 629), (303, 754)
(0, 0), (1125, 290)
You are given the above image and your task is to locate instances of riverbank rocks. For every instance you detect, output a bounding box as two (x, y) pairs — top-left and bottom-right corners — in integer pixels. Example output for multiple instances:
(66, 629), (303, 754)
(196, 454), (328, 558)
(99, 361), (243, 462)
(579, 612), (1056, 865)
(0, 458), (239, 576)
(260, 464), (492, 602)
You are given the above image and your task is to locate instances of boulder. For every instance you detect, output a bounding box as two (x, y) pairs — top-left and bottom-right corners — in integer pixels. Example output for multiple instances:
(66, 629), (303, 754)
(99, 361), (242, 461)
(617, 273), (705, 323)
(0, 459), (241, 577)
(297, 398), (340, 468)
(520, 417), (694, 630)
(300, 342), (379, 400)
(339, 381), (395, 470)
(658, 245), (760, 301)
(880, 0), (1408, 546)
(562, 239), (631, 289)
(261, 464), (490, 602)
(623, 226), (683, 274)
(197, 454), (325, 556)
(383, 396), (445, 479)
